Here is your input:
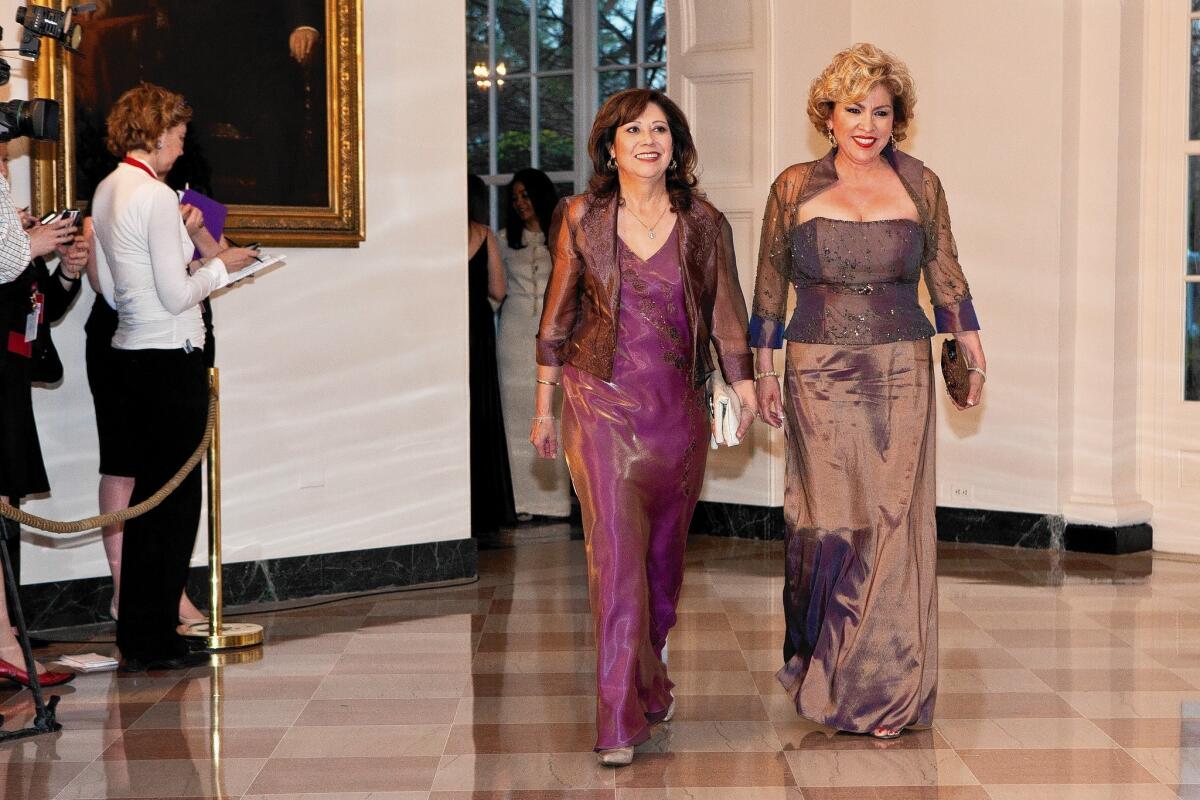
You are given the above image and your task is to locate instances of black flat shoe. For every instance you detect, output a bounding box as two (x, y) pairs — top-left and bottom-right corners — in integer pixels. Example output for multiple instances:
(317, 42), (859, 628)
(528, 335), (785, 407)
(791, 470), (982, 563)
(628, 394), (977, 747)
(119, 651), (210, 673)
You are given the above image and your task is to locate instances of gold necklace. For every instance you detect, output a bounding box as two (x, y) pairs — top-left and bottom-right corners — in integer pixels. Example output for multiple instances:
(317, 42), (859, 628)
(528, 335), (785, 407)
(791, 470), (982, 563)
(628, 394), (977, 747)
(620, 198), (671, 239)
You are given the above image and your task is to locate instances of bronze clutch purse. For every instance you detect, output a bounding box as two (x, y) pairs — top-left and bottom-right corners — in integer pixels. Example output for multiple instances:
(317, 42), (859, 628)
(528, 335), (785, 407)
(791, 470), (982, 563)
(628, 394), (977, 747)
(940, 338), (970, 406)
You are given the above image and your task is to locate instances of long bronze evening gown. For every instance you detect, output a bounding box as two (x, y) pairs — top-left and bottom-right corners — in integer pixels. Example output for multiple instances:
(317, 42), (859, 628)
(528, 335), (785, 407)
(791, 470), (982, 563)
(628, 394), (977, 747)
(749, 147), (980, 733)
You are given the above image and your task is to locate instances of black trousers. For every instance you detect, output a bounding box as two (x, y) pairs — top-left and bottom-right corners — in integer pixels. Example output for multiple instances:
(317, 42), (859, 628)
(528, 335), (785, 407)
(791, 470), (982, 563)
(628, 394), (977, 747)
(113, 348), (207, 661)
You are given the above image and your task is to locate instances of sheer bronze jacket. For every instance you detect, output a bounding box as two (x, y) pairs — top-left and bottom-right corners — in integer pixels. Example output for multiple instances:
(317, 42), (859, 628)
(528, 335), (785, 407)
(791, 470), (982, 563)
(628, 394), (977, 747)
(536, 192), (754, 388)
(749, 146), (980, 348)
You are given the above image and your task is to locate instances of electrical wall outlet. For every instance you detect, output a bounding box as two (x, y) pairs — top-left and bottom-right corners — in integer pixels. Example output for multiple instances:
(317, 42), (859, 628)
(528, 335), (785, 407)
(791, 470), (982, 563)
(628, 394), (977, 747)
(949, 484), (973, 502)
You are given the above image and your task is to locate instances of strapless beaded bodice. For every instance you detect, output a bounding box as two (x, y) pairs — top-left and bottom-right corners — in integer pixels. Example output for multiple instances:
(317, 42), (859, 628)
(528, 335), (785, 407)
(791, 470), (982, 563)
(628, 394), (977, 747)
(784, 217), (935, 344)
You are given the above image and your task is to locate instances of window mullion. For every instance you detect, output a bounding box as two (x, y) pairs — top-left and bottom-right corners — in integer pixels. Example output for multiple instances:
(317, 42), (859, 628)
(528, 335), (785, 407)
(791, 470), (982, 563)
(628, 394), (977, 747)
(530, 1), (540, 168)
(635, 0), (645, 87)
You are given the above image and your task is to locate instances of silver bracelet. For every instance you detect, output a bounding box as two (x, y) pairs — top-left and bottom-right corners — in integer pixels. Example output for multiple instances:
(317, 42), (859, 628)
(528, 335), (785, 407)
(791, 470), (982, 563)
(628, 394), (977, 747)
(967, 366), (987, 382)
(531, 415), (557, 421)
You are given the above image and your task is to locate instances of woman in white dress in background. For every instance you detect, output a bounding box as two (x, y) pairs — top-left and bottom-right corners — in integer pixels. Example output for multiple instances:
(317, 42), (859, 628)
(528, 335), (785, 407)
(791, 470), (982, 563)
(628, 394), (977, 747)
(497, 168), (570, 519)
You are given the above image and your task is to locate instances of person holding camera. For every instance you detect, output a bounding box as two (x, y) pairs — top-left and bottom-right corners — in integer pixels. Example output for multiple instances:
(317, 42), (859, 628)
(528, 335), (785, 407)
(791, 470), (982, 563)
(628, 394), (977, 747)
(91, 83), (257, 672)
(0, 142), (81, 687)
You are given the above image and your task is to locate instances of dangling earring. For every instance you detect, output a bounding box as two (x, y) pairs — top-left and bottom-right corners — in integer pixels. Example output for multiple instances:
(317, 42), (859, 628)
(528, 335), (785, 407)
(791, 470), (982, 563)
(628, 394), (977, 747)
(607, 154), (617, 170)
(155, 140), (164, 151)
(668, 158), (677, 172)
(826, 129), (837, 149)
(889, 133), (897, 149)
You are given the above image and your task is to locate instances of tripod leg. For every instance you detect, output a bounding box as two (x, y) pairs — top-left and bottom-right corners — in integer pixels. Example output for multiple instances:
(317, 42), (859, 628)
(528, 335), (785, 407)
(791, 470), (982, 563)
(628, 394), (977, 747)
(0, 514), (58, 734)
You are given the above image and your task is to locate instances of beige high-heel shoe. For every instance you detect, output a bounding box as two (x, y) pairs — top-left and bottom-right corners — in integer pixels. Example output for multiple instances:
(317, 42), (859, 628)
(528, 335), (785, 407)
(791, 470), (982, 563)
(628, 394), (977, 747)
(597, 746), (634, 767)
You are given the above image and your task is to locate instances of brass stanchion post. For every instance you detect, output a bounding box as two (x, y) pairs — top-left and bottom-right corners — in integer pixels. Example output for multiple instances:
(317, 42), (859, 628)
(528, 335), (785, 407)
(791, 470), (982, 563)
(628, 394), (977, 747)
(184, 368), (263, 650)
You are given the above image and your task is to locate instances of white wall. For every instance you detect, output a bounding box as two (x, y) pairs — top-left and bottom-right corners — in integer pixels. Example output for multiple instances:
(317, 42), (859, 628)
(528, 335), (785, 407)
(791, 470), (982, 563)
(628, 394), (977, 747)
(680, 0), (1150, 529)
(2, 1), (471, 584)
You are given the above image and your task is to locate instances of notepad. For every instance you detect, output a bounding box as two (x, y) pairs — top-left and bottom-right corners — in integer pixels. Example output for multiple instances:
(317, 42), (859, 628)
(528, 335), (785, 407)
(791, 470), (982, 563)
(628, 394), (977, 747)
(224, 253), (286, 285)
(178, 189), (228, 260)
(58, 653), (119, 672)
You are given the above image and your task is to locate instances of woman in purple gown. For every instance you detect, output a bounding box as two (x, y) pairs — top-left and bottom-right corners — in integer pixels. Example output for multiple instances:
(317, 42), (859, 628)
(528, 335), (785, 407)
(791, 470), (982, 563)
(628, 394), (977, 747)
(751, 44), (988, 739)
(531, 89), (757, 766)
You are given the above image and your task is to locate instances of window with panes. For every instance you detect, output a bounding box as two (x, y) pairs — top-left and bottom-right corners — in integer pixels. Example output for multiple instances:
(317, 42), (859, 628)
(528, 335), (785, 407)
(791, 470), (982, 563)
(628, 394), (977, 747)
(467, 0), (666, 228)
(1187, 2), (1200, 399)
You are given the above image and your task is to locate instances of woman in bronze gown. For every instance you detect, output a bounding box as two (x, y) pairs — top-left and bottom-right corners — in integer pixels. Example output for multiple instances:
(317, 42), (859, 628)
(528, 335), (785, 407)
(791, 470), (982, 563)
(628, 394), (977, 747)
(750, 43), (987, 739)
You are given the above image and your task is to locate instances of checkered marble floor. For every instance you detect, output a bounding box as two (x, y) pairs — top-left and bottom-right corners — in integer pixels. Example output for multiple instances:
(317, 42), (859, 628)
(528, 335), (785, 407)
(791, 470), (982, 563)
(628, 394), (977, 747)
(3, 535), (1200, 799)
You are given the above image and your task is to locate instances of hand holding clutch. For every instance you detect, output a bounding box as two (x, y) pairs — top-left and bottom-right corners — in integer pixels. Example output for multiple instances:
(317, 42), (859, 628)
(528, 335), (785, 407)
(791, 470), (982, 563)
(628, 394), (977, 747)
(708, 371), (743, 448)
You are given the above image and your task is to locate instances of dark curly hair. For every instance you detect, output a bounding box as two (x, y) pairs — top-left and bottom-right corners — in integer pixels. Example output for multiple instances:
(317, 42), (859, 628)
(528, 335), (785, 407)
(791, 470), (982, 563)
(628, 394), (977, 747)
(586, 89), (699, 212)
(504, 168), (558, 250)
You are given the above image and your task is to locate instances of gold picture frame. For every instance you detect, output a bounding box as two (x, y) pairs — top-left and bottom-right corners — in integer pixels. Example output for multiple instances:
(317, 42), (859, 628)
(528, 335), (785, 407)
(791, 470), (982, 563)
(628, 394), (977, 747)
(32, 0), (364, 247)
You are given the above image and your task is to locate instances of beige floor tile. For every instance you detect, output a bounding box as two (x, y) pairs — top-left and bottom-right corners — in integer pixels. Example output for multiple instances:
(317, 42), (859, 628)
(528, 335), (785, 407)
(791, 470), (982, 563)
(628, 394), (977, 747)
(937, 669), (1052, 694)
(244, 794), (429, 800)
(248, 756), (440, 794)
(0, 726), (121, 764)
(1091, 717), (1200, 748)
(935, 692), (1082, 720)
(617, 789), (805, 800)
(1008, 647), (1163, 670)
(1031, 668), (1196, 692)
(55, 757), (266, 798)
(274, 724), (451, 757)
(345, 632), (477, 655)
(617, 751), (795, 788)
(956, 748), (1157, 784)
(334, 651), (474, 675)
(785, 748), (978, 787)
(443, 722), (596, 753)
(1059, 690), (1200, 718)
(981, 787), (1179, 800)
(0, 761), (93, 800)
(431, 753), (616, 791)
(296, 698), (460, 726)
(161, 674), (323, 702)
(313, 672), (470, 699)
(934, 718), (1117, 749)
(102, 726), (287, 759)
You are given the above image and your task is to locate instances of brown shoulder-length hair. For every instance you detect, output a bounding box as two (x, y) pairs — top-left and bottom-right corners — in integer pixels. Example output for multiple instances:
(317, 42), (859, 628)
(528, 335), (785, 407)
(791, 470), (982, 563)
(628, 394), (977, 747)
(586, 89), (699, 212)
(105, 83), (193, 157)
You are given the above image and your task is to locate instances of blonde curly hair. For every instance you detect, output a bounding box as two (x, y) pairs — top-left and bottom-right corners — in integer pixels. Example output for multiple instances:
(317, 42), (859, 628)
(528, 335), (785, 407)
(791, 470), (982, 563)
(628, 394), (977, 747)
(807, 43), (916, 143)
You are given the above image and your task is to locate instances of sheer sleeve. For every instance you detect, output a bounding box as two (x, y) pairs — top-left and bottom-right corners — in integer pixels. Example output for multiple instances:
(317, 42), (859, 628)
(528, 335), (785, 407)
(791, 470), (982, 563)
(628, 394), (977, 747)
(536, 197), (582, 366)
(750, 166), (802, 349)
(921, 168), (979, 333)
(710, 213), (753, 383)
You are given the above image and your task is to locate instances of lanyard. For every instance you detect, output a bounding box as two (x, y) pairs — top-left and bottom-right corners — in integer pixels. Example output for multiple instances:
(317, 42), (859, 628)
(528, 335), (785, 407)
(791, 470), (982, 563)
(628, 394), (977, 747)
(122, 156), (156, 179)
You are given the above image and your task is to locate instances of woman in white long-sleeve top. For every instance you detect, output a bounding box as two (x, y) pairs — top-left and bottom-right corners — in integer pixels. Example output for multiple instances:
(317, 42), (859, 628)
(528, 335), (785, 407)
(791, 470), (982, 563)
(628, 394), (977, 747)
(91, 83), (258, 671)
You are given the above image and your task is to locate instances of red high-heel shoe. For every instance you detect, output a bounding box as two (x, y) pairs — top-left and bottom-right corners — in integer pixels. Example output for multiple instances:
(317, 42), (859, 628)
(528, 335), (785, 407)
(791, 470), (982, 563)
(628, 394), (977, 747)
(0, 657), (75, 688)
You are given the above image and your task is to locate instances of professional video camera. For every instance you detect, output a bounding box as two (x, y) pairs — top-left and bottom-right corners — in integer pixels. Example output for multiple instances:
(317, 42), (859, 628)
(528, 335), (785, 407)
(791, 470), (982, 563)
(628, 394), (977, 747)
(0, 3), (95, 142)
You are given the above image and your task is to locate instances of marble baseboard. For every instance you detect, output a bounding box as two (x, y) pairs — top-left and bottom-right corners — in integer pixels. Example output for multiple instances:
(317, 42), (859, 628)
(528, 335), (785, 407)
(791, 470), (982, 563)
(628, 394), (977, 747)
(19, 537), (477, 632)
(691, 501), (785, 540)
(1064, 522), (1153, 555)
(691, 501), (1153, 554)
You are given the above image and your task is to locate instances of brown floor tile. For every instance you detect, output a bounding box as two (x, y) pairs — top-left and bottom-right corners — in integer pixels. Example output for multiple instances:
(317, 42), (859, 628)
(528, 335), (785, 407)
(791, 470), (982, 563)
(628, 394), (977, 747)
(476, 632), (594, 652)
(662, 649), (747, 672)
(489, 598), (594, 615)
(669, 670), (758, 695)
(1031, 668), (1196, 692)
(314, 672), (469, 699)
(957, 747), (1158, 784)
(248, 756), (440, 794)
(161, 675), (323, 702)
(616, 751), (795, 788)
(444, 722), (596, 753)
(671, 612), (734, 631)
(786, 749), (978, 787)
(101, 727), (287, 759)
(295, 698), (460, 726)
(455, 695), (596, 725)
(1090, 717), (1200, 748)
(939, 648), (1026, 669)
(734, 630), (785, 650)
(471, 650), (597, 674)
(936, 693), (1081, 720)
(469, 672), (596, 697)
(795, 790), (990, 800)
(364, 613), (487, 633)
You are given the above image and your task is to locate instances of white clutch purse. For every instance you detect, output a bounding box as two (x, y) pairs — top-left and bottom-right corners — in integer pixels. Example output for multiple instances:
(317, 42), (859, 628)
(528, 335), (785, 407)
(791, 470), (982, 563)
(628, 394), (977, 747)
(707, 369), (743, 449)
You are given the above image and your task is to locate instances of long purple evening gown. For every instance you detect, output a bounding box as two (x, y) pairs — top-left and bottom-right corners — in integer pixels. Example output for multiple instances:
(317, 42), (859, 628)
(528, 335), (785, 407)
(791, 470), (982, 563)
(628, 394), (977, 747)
(560, 224), (708, 751)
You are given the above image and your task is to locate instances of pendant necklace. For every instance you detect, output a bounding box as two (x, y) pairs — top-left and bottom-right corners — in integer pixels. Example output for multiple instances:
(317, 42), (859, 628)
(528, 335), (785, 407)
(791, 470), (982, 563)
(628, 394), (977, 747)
(620, 197), (670, 239)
